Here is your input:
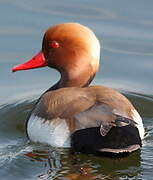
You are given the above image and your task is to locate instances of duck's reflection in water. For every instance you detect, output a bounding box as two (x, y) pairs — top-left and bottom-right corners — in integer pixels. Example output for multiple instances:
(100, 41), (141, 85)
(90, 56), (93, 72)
(24, 145), (142, 180)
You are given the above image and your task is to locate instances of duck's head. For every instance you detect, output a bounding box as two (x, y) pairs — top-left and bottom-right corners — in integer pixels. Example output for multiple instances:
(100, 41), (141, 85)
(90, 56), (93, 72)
(12, 23), (101, 87)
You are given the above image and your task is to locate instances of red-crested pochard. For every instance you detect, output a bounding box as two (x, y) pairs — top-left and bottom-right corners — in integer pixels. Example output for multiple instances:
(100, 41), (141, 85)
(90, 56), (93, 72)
(12, 23), (144, 154)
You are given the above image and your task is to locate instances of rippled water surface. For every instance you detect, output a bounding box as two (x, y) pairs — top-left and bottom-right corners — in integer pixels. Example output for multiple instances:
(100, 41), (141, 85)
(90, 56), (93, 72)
(0, 0), (153, 179)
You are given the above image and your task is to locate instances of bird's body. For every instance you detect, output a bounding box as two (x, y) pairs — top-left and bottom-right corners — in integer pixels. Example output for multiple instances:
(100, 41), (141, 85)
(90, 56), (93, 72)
(12, 23), (144, 154)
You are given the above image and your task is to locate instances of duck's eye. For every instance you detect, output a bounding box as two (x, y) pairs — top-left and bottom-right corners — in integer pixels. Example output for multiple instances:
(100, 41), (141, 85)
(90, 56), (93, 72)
(49, 41), (60, 48)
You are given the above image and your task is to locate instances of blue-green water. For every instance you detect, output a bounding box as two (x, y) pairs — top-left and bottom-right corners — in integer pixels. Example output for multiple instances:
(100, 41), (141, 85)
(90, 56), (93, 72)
(0, 0), (153, 179)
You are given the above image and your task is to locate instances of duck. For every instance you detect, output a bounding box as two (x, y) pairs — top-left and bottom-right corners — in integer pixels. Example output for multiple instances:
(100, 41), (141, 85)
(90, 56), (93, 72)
(12, 22), (144, 154)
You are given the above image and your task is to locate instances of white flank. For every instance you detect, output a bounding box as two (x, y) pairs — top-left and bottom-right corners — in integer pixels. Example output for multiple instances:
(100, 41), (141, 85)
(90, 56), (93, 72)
(131, 109), (145, 139)
(27, 115), (71, 147)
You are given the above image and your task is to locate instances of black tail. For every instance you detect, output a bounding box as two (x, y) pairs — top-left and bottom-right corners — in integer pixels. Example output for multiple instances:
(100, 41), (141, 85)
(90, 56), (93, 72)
(71, 125), (141, 155)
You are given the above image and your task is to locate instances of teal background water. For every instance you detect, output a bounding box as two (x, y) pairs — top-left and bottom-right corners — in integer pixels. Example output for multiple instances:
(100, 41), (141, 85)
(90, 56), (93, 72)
(0, 0), (153, 179)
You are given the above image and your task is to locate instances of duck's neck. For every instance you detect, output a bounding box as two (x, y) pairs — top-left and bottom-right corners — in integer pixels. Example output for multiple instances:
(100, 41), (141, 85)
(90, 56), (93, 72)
(46, 66), (95, 92)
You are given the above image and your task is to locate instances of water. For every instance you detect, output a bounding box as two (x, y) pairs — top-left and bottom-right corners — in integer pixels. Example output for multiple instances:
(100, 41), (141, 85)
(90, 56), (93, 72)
(0, 0), (153, 179)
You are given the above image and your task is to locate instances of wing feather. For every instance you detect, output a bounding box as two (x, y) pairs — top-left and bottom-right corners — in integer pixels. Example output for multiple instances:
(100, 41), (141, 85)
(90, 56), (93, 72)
(32, 86), (137, 136)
